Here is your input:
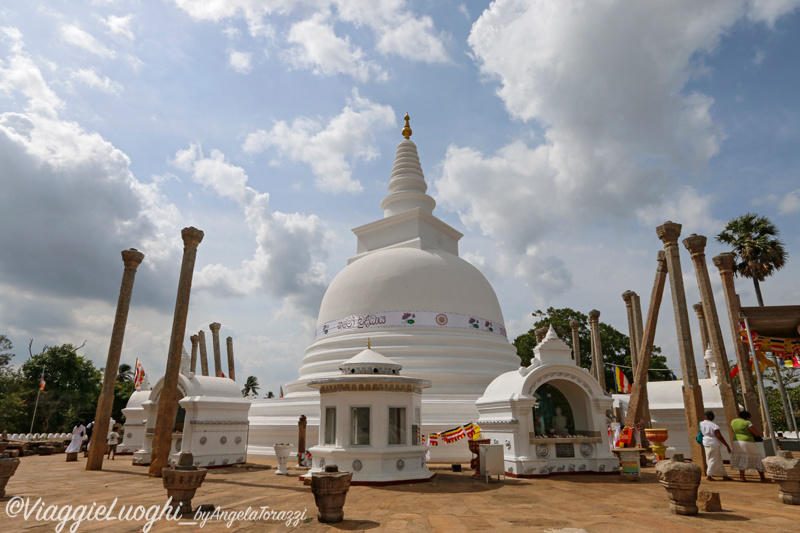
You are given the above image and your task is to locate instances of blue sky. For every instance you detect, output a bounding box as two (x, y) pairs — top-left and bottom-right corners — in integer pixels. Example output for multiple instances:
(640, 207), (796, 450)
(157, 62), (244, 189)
(1, 1), (799, 395)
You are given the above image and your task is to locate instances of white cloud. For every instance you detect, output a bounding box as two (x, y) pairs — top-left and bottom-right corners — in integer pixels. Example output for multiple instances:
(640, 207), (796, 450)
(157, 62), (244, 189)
(169, 143), (331, 313)
(242, 89), (395, 193)
(285, 12), (385, 82)
(777, 190), (800, 214)
(374, 15), (449, 64)
(171, 0), (449, 65)
(429, 1), (800, 294)
(103, 14), (135, 40)
(70, 68), (123, 94)
(746, 0), (800, 27)
(60, 24), (116, 58)
(228, 49), (252, 74)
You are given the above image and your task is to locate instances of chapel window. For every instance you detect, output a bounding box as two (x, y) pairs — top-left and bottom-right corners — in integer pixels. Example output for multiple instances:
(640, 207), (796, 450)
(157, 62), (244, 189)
(388, 407), (406, 445)
(324, 407), (336, 445)
(350, 407), (370, 445)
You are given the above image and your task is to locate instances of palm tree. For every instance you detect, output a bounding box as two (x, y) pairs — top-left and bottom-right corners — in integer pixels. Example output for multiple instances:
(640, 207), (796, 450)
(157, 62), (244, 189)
(117, 363), (134, 383)
(241, 375), (260, 397)
(716, 213), (788, 306)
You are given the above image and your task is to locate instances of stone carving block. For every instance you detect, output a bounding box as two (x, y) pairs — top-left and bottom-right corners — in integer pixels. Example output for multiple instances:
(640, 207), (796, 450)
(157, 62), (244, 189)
(697, 490), (722, 512)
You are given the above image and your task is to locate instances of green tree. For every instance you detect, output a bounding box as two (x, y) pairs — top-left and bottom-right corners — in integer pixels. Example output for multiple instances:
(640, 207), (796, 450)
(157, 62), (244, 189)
(513, 307), (671, 390)
(241, 375), (260, 397)
(21, 344), (103, 433)
(0, 335), (27, 433)
(716, 213), (788, 306)
(117, 363), (133, 383)
(266, 391), (275, 398)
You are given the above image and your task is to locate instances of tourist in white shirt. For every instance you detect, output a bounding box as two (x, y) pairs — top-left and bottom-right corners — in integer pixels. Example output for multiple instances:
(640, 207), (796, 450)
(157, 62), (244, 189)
(700, 410), (732, 481)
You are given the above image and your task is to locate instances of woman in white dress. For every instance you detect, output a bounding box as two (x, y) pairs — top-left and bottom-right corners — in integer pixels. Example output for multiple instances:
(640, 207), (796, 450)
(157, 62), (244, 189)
(699, 411), (731, 481)
(65, 423), (86, 453)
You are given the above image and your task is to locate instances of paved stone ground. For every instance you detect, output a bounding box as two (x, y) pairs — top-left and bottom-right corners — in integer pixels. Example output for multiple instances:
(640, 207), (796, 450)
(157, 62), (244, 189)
(1, 454), (798, 532)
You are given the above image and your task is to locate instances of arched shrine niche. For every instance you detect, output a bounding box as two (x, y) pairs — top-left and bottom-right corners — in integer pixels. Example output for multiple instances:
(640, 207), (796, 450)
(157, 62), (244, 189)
(531, 379), (591, 437)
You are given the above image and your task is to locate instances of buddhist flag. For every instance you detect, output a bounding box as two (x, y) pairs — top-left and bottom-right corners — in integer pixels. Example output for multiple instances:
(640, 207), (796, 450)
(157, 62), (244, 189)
(613, 365), (631, 393)
(133, 359), (146, 390)
(279, 386), (284, 398)
(427, 433), (438, 447)
(39, 376), (45, 391)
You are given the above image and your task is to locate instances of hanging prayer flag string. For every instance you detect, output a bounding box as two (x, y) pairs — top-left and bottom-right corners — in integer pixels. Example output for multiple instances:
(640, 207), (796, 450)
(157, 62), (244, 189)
(425, 422), (481, 446)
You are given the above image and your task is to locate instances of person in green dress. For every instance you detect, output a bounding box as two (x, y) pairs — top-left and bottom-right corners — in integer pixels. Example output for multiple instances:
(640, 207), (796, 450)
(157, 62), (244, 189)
(729, 411), (767, 482)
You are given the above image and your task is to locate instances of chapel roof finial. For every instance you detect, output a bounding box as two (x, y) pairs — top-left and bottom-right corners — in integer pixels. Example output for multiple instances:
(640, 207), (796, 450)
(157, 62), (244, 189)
(367, 338), (371, 349)
(402, 112), (412, 139)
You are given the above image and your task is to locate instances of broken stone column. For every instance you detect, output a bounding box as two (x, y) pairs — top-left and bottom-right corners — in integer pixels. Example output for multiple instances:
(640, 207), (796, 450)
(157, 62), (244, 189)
(588, 310), (606, 390)
(692, 303), (711, 378)
(87, 248), (145, 471)
(657, 221), (705, 470)
(198, 330), (209, 377)
(298, 415), (307, 466)
(162, 451), (207, 515)
(534, 327), (547, 344)
(713, 252), (763, 433)
(683, 234), (738, 446)
(697, 490), (722, 512)
(226, 336), (235, 381)
(210, 322), (222, 377)
(569, 319), (581, 366)
(189, 335), (199, 374)
(655, 453), (702, 516)
(625, 251), (667, 432)
(622, 291), (638, 374)
(149, 227), (204, 478)
(762, 450), (800, 505)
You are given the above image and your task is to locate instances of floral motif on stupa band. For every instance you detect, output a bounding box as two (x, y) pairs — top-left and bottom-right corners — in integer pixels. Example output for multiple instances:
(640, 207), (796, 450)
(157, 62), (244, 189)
(315, 311), (507, 340)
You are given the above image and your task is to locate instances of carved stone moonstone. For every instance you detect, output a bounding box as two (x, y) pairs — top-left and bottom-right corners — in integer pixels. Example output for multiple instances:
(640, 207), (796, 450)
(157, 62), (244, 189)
(763, 450), (800, 505)
(655, 454), (701, 515)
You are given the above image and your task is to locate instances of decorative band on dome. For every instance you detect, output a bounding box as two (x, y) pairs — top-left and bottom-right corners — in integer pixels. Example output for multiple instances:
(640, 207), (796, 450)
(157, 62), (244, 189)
(315, 311), (507, 340)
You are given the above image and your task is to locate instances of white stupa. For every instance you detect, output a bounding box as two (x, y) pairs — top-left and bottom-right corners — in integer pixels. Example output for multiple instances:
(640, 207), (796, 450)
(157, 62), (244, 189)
(247, 115), (520, 461)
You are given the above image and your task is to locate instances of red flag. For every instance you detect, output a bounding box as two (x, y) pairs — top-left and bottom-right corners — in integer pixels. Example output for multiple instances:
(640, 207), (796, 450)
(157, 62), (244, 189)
(730, 364), (739, 378)
(39, 377), (46, 390)
(221, 372), (226, 378)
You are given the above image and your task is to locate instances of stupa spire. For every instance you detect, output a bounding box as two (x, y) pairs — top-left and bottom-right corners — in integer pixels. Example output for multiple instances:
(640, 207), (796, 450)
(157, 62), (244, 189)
(380, 112), (436, 218)
(402, 112), (412, 139)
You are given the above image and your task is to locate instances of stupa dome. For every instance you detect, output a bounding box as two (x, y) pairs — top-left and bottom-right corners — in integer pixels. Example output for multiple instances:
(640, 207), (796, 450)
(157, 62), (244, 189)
(318, 247), (505, 328)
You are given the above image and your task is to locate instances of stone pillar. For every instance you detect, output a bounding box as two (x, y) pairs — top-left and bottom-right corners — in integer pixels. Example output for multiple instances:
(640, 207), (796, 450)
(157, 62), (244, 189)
(632, 293), (644, 352)
(588, 310), (606, 390)
(625, 251), (667, 433)
(683, 234), (738, 445)
(149, 227), (204, 478)
(298, 415), (307, 465)
(534, 327), (547, 344)
(713, 253), (763, 433)
(656, 222), (705, 469)
(189, 335), (199, 374)
(210, 322), (222, 377)
(569, 319), (581, 366)
(86, 248), (145, 471)
(198, 330), (209, 377)
(622, 291), (638, 374)
(226, 336), (235, 382)
(692, 303), (711, 378)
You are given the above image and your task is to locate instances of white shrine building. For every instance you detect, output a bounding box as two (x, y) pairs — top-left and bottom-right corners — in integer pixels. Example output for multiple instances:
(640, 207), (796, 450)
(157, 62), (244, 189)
(305, 344), (434, 485)
(131, 353), (251, 468)
(247, 116), (520, 462)
(476, 327), (619, 476)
